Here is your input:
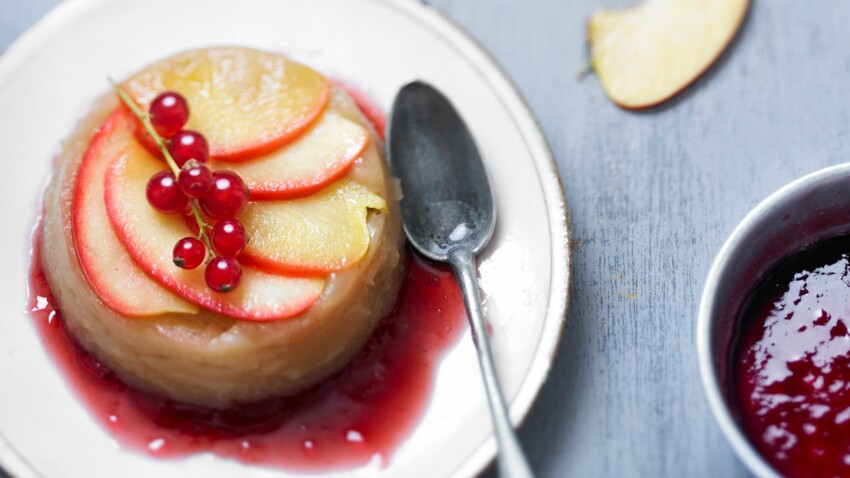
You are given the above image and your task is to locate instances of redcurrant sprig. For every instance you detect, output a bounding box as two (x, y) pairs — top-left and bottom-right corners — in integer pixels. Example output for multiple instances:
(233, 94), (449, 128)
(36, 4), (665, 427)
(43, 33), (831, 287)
(110, 80), (248, 292)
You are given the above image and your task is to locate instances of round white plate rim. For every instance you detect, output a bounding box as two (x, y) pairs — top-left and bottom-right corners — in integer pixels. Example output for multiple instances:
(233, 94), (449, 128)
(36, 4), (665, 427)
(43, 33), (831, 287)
(0, 0), (571, 477)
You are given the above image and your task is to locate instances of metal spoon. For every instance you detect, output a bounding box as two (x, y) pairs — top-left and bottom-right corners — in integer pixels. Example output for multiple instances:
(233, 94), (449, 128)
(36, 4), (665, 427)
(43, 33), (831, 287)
(387, 81), (534, 478)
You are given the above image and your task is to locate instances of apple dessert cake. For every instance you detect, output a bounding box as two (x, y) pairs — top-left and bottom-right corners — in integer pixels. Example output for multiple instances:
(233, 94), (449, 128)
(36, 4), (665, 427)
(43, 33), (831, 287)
(41, 47), (405, 408)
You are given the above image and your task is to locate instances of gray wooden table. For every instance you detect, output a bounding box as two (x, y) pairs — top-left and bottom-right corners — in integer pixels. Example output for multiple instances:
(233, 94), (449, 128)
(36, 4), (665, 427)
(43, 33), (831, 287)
(6, 0), (848, 476)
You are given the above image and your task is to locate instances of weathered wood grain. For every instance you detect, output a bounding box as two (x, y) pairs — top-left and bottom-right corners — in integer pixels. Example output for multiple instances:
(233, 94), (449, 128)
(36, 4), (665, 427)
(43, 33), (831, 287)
(5, 0), (849, 476)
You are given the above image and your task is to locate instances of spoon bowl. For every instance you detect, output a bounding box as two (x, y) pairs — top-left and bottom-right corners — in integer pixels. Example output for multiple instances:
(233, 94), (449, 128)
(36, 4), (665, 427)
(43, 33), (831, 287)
(387, 81), (495, 262)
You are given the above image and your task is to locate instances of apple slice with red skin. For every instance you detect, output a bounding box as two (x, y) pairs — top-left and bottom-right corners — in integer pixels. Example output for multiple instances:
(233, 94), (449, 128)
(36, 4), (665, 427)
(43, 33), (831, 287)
(589, 0), (750, 109)
(104, 140), (326, 322)
(122, 47), (330, 161)
(209, 112), (369, 200)
(239, 179), (386, 275)
(72, 107), (198, 317)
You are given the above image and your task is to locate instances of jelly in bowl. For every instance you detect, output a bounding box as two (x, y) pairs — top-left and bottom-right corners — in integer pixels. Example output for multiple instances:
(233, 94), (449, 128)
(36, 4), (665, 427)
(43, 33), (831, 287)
(699, 163), (850, 478)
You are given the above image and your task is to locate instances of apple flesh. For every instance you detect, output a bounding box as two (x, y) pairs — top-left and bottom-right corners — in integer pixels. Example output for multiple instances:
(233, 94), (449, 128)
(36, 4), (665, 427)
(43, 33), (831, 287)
(122, 47), (330, 160)
(72, 107), (197, 316)
(589, 0), (749, 109)
(104, 140), (326, 322)
(240, 179), (386, 275)
(210, 112), (369, 200)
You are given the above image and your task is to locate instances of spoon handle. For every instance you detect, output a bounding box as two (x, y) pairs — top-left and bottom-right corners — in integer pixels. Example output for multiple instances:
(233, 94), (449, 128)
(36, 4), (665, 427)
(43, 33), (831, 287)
(449, 247), (535, 478)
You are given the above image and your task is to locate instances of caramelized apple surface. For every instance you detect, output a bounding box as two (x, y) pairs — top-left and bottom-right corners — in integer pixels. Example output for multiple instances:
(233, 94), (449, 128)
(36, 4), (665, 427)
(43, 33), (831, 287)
(241, 179), (387, 275)
(123, 47), (330, 160)
(42, 49), (404, 407)
(72, 107), (197, 316)
(210, 112), (369, 199)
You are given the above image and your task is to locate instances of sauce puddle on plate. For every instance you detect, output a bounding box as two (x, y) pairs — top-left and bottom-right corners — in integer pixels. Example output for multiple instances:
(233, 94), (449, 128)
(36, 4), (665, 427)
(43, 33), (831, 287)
(734, 235), (850, 477)
(28, 231), (467, 472)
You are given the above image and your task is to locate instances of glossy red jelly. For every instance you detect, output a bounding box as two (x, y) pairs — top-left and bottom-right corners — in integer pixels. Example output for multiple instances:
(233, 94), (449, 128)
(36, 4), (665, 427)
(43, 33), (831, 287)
(734, 236), (850, 477)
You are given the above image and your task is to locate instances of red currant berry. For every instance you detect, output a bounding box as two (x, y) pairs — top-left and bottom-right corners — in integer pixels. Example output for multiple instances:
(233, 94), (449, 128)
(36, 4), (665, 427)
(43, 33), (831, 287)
(168, 130), (209, 167)
(200, 171), (249, 220)
(205, 256), (242, 293)
(173, 237), (206, 269)
(149, 92), (189, 138)
(178, 160), (213, 199)
(146, 171), (188, 214)
(211, 219), (247, 257)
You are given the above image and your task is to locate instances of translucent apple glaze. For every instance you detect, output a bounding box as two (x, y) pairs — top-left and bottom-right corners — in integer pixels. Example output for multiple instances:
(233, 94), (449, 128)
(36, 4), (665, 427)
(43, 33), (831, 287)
(734, 236), (850, 477)
(27, 91), (468, 472)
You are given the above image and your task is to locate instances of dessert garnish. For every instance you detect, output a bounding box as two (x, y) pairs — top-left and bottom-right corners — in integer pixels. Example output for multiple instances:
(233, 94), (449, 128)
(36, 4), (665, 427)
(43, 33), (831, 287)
(111, 82), (249, 292)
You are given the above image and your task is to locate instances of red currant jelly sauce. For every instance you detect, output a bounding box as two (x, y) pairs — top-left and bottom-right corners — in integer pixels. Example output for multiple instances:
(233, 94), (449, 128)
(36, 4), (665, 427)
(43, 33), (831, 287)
(734, 236), (850, 477)
(29, 232), (466, 472)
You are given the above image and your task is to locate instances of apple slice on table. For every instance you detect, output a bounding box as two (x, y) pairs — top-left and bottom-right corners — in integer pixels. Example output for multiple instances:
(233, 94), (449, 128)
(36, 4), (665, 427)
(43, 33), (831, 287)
(104, 140), (325, 322)
(240, 180), (386, 275)
(122, 47), (330, 160)
(588, 0), (750, 109)
(210, 112), (369, 200)
(72, 107), (197, 317)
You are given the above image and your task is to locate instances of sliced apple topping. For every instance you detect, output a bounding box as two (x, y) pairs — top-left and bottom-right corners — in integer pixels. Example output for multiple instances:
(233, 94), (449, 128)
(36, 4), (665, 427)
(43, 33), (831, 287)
(210, 112), (369, 200)
(103, 140), (326, 321)
(122, 47), (330, 160)
(72, 107), (197, 317)
(588, 0), (749, 109)
(241, 180), (386, 275)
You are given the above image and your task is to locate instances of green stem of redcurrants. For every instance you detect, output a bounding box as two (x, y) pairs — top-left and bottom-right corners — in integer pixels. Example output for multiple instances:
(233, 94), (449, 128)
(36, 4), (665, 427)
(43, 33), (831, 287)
(109, 79), (215, 257)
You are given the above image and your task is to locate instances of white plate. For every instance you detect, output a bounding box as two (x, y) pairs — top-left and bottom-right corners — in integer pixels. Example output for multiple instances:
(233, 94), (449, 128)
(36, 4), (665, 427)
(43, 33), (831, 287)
(0, 0), (570, 476)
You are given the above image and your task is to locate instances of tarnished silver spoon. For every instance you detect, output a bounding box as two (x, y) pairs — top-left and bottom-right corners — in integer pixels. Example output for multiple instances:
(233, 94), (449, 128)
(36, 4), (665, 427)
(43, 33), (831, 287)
(387, 81), (534, 478)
